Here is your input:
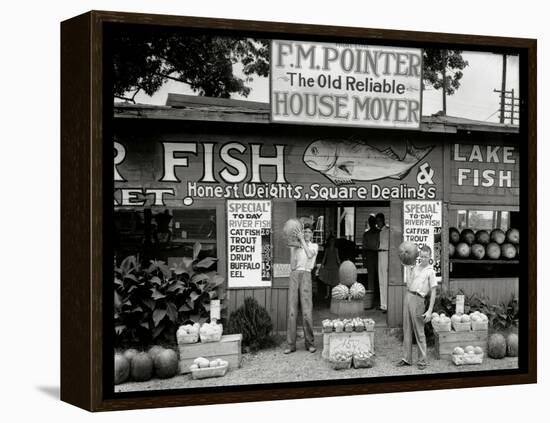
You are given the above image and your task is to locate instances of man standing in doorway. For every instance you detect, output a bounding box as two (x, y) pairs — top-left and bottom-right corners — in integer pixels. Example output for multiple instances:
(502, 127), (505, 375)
(285, 225), (319, 354)
(362, 215), (380, 305)
(376, 213), (389, 313)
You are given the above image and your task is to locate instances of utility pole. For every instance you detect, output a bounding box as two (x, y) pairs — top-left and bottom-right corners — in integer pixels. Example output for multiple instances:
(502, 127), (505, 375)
(442, 50), (447, 115)
(499, 54), (507, 123)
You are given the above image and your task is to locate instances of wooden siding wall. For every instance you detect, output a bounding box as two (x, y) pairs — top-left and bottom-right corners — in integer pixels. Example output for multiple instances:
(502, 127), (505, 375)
(227, 287), (289, 334)
(450, 278), (518, 304)
(388, 201), (405, 327)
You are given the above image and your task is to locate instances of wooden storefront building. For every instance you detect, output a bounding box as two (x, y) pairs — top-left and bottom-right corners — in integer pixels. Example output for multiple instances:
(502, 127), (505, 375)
(113, 95), (520, 330)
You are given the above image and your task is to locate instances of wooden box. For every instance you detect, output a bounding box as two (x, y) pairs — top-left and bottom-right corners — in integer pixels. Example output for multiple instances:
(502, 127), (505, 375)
(435, 330), (488, 359)
(178, 334), (242, 374)
(322, 330), (375, 359)
(330, 299), (364, 317)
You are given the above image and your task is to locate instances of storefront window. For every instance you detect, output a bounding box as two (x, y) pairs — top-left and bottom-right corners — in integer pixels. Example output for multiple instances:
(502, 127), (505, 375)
(455, 210), (511, 231)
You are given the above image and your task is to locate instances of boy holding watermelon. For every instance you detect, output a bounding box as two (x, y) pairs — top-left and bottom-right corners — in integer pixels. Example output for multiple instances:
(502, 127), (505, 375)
(284, 225), (319, 354)
(396, 245), (437, 370)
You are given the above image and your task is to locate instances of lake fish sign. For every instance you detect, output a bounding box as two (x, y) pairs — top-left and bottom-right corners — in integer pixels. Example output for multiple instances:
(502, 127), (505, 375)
(271, 40), (422, 129)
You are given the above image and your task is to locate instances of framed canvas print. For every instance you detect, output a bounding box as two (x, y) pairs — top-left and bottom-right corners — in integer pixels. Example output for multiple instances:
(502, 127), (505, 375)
(60, 10), (536, 411)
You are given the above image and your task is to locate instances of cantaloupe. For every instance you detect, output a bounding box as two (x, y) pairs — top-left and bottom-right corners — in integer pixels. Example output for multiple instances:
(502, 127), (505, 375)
(154, 349), (179, 379)
(114, 353), (130, 385)
(131, 352), (154, 381)
(283, 219), (302, 246)
(147, 345), (165, 361)
(488, 333), (507, 359)
(338, 261), (357, 286)
(506, 333), (519, 357)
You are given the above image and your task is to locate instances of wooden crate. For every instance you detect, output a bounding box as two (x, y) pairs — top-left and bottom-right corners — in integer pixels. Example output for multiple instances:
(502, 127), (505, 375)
(178, 334), (242, 374)
(435, 330), (488, 359)
(330, 299), (364, 317)
(322, 330), (375, 359)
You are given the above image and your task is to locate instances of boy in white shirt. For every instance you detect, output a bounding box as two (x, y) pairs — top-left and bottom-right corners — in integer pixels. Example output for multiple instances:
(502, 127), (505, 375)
(396, 245), (437, 370)
(284, 225), (319, 354)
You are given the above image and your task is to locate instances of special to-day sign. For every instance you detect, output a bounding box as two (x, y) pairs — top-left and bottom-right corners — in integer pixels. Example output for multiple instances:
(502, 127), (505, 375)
(226, 200), (272, 288)
(403, 200), (442, 277)
(271, 40), (422, 128)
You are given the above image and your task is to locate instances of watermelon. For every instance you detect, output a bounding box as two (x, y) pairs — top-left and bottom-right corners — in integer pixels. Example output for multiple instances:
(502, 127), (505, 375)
(114, 353), (130, 385)
(131, 352), (154, 381)
(283, 218), (302, 246)
(501, 243), (517, 259)
(123, 348), (139, 362)
(460, 228), (475, 245)
(490, 229), (506, 244)
(485, 242), (501, 259)
(506, 333), (519, 357)
(338, 260), (357, 286)
(470, 243), (485, 259)
(332, 284), (349, 300)
(488, 333), (507, 359)
(449, 243), (455, 257)
(349, 282), (366, 300)
(398, 241), (419, 265)
(148, 345), (165, 361)
(455, 242), (471, 258)
(154, 349), (179, 379)
(475, 230), (490, 245)
(449, 227), (460, 244)
(506, 228), (520, 244)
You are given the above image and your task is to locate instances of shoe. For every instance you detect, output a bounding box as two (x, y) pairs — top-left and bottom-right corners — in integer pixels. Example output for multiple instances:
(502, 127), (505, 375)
(382, 309), (387, 314)
(396, 359), (411, 367)
(283, 348), (296, 354)
(307, 346), (317, 353)
(417, 362), (427, 370)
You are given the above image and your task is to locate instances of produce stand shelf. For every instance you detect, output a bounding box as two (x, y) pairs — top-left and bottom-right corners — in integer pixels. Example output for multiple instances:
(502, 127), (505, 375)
(435, 330), (488, 360)
(450, 259), (519, 264)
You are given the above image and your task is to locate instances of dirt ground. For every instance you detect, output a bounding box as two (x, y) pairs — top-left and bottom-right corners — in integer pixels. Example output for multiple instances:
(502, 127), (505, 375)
(115, 331), (518, 392)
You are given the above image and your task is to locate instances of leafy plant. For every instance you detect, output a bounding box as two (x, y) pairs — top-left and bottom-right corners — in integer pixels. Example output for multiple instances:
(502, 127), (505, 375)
(488, 296), (519, 331)
(226, 297), (275, 352)
(114, 242), (225, 347)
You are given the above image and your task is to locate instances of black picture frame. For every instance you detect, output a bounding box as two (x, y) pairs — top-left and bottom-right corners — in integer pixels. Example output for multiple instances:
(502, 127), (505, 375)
(61, 10), (537, 411)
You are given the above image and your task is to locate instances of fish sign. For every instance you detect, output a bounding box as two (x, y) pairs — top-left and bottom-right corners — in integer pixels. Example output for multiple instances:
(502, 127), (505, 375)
(303, 138), (433, 185)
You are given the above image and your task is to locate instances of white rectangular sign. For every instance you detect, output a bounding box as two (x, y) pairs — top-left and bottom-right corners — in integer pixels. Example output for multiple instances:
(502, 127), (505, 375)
(227, 200), (272, 288)
(271, 40), (422, 128)
(403, 201), (442, 280)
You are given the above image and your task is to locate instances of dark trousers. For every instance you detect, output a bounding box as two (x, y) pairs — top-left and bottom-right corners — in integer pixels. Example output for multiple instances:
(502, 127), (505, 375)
(287, 270), (315, 349)
(402, 292), (428, 365)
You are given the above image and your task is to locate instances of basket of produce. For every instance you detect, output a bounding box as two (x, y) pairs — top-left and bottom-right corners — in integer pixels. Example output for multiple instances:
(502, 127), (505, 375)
(363, 318), (375, 332)
(469, 311), (489, 331)
(353, 317), (365, 332)
(176, 323), (200, 344)
(199, 322), (223, 343)
(451, 346), (484, 365)
(330, 347), (353, 370)
(430, 313), (451, 332)
(333, 319), (344, 333)
(322, 319), (334, 333)
(189, 357), (229, 379)
(344, 319), (354, 332)
(451, 314), (471, 332)
(353, 348), (374, 369)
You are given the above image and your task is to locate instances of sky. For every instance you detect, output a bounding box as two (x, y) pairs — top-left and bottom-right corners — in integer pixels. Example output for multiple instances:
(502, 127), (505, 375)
(131, 49), (520, 125)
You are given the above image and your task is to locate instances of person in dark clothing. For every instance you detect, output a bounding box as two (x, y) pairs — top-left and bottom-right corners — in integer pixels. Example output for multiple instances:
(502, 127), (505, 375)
(362, 215), (380, 306)
(154, 209), (173, 245)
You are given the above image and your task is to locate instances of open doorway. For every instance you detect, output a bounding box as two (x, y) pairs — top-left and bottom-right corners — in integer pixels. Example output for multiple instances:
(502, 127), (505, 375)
(296, 201), (390, 328)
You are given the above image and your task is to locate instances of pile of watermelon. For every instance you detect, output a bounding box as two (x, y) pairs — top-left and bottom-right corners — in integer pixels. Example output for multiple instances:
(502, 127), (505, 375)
(449, 227), (519, 260)
(487, 333), (519, 359)
(114, 346), (179, 385)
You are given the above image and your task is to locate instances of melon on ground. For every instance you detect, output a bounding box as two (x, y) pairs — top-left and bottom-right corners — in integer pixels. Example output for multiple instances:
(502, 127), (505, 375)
(123, 348), (139, 362)
(506, 333), (519, 357)
(131, 352), (154, 381)
(148, 345), (165, 361)
(488, 333), (507, 359)
(154, 349), (179, 379)
(114, 353), (130, 385)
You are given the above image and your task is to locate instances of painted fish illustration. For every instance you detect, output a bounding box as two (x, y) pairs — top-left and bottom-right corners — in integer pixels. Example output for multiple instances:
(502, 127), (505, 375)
(303, 138), (433, 185)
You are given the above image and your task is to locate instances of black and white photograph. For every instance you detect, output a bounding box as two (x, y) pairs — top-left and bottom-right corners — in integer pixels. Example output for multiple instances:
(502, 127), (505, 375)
(110, 23), (525, 394)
